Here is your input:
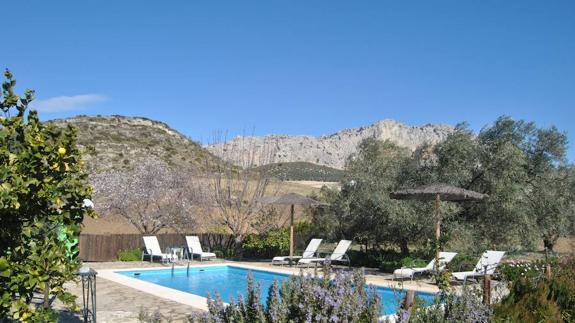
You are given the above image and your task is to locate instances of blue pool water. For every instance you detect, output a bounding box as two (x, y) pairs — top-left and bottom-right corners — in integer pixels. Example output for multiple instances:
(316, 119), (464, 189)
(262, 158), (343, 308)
(117, 265), (436, 315)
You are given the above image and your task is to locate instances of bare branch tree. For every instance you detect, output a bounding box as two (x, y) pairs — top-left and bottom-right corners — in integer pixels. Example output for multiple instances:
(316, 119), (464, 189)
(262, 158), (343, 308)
(91, 158), (203, 234)
(205, 133), (281, 245)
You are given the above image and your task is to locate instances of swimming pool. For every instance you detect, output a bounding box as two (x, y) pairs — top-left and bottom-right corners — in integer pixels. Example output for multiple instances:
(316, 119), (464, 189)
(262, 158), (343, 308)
(116, 265), (436, 315)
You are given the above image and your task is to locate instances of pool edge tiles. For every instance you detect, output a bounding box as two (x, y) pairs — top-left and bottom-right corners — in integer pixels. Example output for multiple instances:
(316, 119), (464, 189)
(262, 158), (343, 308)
(98, 263), (301, 312)
(99, 263), (437, 317)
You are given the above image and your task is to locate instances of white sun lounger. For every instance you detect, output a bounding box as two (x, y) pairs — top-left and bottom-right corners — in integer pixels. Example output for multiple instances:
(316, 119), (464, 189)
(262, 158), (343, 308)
(393, 252), (458, 280)
(185, 236), (217, 261)
(452, 250), (506, 283)
(272, 238), (323, 265)
(298, 240), (352, 267)
(142, 236), (177, 264)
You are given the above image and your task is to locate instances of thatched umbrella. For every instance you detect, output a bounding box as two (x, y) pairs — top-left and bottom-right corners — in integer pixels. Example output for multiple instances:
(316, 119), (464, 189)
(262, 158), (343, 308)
(390, 183), (487, 270)
(259, 193), (325, 265)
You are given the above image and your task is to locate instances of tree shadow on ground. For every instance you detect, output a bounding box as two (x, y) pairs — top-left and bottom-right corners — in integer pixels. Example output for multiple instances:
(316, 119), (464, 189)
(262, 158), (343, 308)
(58, 310), (83, 323)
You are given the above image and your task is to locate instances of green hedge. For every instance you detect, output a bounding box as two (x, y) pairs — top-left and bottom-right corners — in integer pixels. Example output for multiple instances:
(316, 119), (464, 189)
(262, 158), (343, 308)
(242, 228), (289, 259)
(117, 248), (142, 261)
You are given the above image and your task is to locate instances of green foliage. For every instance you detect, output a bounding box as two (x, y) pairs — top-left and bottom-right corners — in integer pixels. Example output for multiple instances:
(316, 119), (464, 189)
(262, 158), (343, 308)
(401, 256), (428, 268)
(314, 116), (575, 256)
(117, 248), (143, 262)
(498, 261), (546, 282)
(448, 253), (479, 273)
(0, 70), (95, 321)
(494, 257), (575, 322)
(346, 249), (429, 272)
(242, 228), (289, 259)
(307, 186), (341, 241)
(254, 162), (346, 182)
(329, 139), (436, 255)
(440, 118), (573, 251)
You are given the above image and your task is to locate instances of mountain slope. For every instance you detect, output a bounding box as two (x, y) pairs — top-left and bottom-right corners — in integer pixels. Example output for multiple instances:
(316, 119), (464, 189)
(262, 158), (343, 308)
(208, 119), (454, 169)
(49, 115), (221, 173)
(254, 162), (345, 182)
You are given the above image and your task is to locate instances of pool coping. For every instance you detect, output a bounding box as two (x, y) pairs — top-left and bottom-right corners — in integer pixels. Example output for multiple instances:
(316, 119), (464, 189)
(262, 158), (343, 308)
(98, 262), (437, 320)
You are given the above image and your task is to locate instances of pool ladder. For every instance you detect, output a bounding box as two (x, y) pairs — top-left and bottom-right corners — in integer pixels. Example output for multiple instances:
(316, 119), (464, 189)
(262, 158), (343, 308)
(170, 259), (191, 276)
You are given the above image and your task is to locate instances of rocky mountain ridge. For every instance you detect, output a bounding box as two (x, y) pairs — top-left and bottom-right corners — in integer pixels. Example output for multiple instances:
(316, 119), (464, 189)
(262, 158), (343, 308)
(208, 119), (454, 169)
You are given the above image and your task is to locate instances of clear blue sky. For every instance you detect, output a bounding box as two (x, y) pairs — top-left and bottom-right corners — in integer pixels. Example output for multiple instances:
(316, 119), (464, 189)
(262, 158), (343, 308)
(3, 1), (574, 161)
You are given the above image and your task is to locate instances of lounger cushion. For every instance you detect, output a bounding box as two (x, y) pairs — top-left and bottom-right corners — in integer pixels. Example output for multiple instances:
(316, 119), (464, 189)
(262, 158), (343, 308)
(393, 268), (427, 278)
(148, 253), (177, 261)
(298, 257), (325, 265)
(200, 252), (216, 258)
(452, 271), (478, 281)
(272, 256), (302, 263)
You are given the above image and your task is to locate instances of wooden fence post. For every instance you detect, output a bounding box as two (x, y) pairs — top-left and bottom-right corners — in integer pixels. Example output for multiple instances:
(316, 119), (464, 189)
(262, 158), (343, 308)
(483, 274), (491, 306)
(400, 290), (415, 321)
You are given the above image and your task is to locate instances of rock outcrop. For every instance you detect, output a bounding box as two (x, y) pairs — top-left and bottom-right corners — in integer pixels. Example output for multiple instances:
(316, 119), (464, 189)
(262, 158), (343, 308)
(207, 119), (454, 169)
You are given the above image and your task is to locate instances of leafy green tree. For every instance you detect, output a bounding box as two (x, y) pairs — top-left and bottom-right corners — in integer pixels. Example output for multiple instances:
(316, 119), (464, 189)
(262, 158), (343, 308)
(431, 120), (531, 250)
(523, 125), (573, 251)
(336, 139), (434, 254)
(318, 116), (574, 256)
(429, 117), (573, 251)
(0, 70), (95, 321)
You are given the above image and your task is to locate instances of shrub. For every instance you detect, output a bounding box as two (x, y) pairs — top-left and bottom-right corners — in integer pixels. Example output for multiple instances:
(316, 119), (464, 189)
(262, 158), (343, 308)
(117, 248), (142, 261)
(347, 249), (430, 272)
(448, 253), (478, 273)
(0, 71), (95, 321)
(494, 257), (575, 322)
(401, 256), (428, 269)
(498, 260), (546, 282)
(242, 228), (289, 259)
(189, 269), (381, 322)
(404, 287), (492, 323)
(348, 249), (390, 269)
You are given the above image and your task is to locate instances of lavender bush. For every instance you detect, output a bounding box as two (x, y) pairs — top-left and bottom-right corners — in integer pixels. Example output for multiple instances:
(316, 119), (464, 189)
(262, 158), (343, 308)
(401, 288), (492, 323)
(189, 268), (381, 322)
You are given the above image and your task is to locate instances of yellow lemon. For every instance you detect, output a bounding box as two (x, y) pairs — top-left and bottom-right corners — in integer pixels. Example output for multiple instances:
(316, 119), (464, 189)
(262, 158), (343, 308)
(58, 147), (66, 155)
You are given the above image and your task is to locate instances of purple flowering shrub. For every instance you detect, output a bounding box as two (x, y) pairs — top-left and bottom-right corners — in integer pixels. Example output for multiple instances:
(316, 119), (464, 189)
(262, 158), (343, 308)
(400, 288), (492, 323)
(189, 269), (381, 322)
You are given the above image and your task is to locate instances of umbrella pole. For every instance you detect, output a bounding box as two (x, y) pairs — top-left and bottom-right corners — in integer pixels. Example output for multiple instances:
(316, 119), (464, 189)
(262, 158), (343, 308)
(435, 194), (441, 272)
(289, 204), (294, 267)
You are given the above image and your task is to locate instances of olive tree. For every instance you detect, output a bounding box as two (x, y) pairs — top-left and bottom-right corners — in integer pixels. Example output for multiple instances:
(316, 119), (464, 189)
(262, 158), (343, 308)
(335, 139), (435, 254)
(429, 117), (574, 251)
(523, 126), (574, 251)
(0, 70), (95, 321)
(318, 116), (575, 255)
